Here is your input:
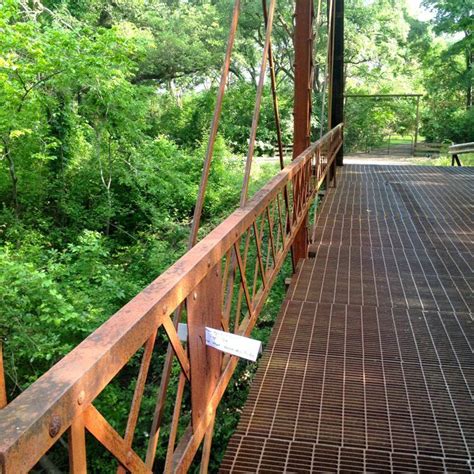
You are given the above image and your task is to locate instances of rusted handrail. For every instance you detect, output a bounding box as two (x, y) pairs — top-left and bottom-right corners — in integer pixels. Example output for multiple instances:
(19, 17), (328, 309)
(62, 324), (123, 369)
(0, 124), (343, 474)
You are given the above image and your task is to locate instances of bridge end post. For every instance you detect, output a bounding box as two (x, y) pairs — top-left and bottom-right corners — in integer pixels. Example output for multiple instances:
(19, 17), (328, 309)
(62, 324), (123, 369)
(330, 0), (344, 166)
(292, 0), (313, 264)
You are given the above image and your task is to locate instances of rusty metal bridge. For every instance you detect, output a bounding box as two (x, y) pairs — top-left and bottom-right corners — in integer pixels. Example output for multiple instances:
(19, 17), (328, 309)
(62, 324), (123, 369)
(220, 164), (474, 472)
(0, 0), (472, 472)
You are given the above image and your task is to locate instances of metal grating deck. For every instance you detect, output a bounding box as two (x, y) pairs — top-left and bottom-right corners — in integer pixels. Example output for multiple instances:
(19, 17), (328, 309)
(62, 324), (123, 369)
(220, 165), (474, 473)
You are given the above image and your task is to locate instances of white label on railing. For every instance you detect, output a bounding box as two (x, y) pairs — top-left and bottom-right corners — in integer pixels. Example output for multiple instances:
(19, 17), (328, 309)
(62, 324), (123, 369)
(178, 323), (188, 342)
(205, 327), (262, 362)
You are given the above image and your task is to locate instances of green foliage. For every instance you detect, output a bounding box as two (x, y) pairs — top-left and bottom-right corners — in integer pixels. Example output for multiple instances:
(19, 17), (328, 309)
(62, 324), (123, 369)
(422, 103), (474, 143)
(0, 229), (141, 392)
(418, 0), (473, 142)
(155, 83), (293, 154)
(344, 94), (418, 152)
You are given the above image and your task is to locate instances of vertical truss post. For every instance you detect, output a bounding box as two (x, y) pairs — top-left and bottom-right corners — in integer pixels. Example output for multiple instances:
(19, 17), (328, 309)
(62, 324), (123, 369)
(292, 0), (314, 264)
(330, 0), (344, 166)
(326, 0), (335, 130)
(187, 264), (223, 430)
(413, 95), (421, 156)
(0, 342), (6, 409)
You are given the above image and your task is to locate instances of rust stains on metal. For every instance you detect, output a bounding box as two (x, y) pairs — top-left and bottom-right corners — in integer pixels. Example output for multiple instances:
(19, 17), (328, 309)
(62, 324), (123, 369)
(48, 415), (61, 438)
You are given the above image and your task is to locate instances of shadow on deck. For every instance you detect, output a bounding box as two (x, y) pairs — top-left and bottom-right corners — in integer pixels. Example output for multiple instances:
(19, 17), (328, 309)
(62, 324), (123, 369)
(221, 164), (473, 472)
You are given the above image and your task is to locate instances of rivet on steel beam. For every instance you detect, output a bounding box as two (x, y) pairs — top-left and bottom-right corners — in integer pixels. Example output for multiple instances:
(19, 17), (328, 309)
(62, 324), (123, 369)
(207, 259), (211, 268)
(49, 415), (61, 438)
(126, 450), (133, 465)
(162, 305), (168, 315)
(193, 292), (197, 300)
(77, 390), (85, 405)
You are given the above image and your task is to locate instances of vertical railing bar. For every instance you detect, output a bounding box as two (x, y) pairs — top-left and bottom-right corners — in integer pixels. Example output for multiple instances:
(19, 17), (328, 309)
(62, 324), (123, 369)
(274, 195), (283, 257)
(292, 174), (298, 222)
(234, 243), (255, 320)
(276, 193), (286, 247)
(241, 227), (253, 274)
(331, 134), (338, 187)
(145, 335), (176, 467)
(301, 165), (309, 227)
(221, 248), (232, 307)
(164, 372), (186, 473)
(223, 249), (238, 331)
(221, 248), (233, 332)
(117, 329), (158, 474)
(266, 205), (278, 272)
(286, 182), (293, 228)
(0, 342), (7, 409)
(251, 230), (261, 302)
(264, 227), (273, 275)
(306, 161), (311, 197)
(270, 201), (278, 258)
(294, 170), (302, 219)
(316, 148), (321, 181)
(264, 202), (275, 273)
(68, 415), (87, 473)
(224, 227), (250, 334)
(250, 219), (265, 302)
(253, 219), (267, 293)
(287, 181), (295, 233)
(233, 229), (253, 333)
(306, 159), (312, 196)
(233, 270), (244, 334)
(302, 161), (308, 201)
(199, 415), (216, 474)
(297, 169), (304, 217)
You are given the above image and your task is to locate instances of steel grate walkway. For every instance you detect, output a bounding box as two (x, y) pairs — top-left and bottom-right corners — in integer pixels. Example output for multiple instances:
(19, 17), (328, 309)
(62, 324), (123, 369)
(220, 165), (473, 473)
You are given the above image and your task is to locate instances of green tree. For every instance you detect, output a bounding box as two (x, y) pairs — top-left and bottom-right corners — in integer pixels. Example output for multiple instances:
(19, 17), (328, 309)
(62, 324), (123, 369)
(423, 0), (473, 108)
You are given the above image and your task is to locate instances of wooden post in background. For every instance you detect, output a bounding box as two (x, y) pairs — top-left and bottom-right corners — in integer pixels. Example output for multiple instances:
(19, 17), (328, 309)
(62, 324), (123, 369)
(413, 95), (421, 156)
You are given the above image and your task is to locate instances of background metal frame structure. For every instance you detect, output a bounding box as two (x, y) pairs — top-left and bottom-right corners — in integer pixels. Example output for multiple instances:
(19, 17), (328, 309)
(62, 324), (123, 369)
(344, 93), (423, 155)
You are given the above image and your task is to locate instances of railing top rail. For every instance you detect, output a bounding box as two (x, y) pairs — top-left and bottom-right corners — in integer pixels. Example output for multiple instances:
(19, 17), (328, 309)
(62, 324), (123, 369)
(448, 142), (474, 153)
(0, 124), (343, 466)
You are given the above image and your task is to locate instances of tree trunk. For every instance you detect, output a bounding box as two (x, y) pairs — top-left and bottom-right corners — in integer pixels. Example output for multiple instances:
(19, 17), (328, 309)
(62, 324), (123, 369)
(467, 48), (473, 109)
(2, 139), (19, 216)
(96, 128), (113, 236)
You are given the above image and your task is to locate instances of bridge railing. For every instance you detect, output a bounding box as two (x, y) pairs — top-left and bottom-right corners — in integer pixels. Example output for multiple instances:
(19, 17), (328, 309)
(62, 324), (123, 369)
(0, 124), (343, 474)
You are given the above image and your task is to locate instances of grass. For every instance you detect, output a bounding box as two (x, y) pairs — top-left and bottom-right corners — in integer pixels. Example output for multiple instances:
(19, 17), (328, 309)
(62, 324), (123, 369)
(418, 152), (474, 167)
(382, 135), (414, 146)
